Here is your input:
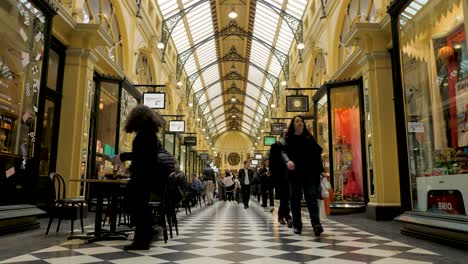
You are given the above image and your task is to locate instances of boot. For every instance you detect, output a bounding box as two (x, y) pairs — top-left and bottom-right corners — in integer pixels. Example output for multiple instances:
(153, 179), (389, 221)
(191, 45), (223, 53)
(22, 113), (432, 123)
(313, 224), (324, 237)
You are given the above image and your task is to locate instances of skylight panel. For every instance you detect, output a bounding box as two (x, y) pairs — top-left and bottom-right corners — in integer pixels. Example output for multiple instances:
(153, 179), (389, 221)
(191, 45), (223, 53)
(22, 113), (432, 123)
(210, 96), (224, 109)
(276, 20), (295, 54)
(214, 114), (224, 125)
(246, 84), (262, 97)
(212, 107), (225, 117)
(241, 127), (250, 134)
(250, 42), (270, 69)
(242, 114), (254, 124)
(158, 0), (178, 17)
(252, 6), (278, 44)
(185, 2), (213, 43)
(260, 95), (268, 105)
(184, 56), (198, 76)
(202, 66), (220, 85)
(286, 0), (307, 19)
(193, 78), (204, 93)
(266, 59), (282, 77)
(196, 40), (217, 68)
(171, 22), (191, 52)
(243, 107), (255, 117)
(247, 67), (265, 86)
(207, 83), (221, 98)
(245, 97), (258, 109)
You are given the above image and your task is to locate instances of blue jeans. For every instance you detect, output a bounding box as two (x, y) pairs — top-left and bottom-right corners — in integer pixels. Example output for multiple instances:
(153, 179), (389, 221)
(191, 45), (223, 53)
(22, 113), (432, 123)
(288, 170), (320, 229)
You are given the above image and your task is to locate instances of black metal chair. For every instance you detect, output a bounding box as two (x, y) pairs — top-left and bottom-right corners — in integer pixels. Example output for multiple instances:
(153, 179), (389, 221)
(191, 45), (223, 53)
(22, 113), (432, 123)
(45, 173), (86, 235)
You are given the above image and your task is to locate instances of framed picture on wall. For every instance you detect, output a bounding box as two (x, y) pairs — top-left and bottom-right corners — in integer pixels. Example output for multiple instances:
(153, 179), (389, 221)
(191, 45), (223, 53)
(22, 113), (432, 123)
(286, 95), (309, 112)
(271, 123), (287, 135)
(168, 120), (185, 133)
(143, 92), (165, 109)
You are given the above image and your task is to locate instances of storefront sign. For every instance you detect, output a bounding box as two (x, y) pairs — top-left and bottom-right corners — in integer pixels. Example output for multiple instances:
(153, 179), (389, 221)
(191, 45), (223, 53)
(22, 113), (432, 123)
(184, 136), (197, 146)
(286, 95), (309, 112)
(168, 120), (185, 133)
(254, 153), (263, 160)
(264, 136), (276, 146)
(428, 190), (466, 215)
(408, 122), (424, 133)
(143, 92), (165, 109)
(270, 123), (286, 135)
(200, 153), (209, 160)
(251, 159), (259, 165)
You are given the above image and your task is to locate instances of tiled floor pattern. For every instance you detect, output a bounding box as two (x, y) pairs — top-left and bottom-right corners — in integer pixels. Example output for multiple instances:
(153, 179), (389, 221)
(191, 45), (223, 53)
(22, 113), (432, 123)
(0, 201), (446, 264)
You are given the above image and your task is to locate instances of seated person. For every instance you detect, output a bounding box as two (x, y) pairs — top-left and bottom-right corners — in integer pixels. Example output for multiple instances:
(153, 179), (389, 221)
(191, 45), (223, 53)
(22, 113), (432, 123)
(191, 173), (203, 206)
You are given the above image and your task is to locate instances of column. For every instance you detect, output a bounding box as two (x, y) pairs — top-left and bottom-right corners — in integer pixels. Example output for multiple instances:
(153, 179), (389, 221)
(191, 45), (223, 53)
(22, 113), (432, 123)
(360, 51), (401, 220)
(56, 48), (97, 197)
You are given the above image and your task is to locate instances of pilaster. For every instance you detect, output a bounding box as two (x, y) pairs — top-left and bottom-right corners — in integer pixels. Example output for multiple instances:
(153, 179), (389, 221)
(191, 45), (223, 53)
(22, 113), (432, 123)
(359, 51), (401, 220)
(56, 48), (97, 197)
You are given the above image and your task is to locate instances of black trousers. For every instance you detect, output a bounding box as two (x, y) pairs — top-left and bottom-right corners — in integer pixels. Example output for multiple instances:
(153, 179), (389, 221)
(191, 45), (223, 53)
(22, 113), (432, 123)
(277, 178), (291, 220)
(128, 183), (152, 244)
(261, 182), (274, 207)
(241, 184), (251, 206)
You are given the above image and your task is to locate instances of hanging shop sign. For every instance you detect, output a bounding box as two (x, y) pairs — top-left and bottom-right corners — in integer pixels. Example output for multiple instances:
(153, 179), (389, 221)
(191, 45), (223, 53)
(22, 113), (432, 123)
(286, 95), (309, 112)
(270, 123), (287, 135)
(143, 92), (165, 109)
(263, 136), (276, 146)
(168, 120), (185, 133)
(254, 153), (263, 160)
(251, 159), (259, 166)
(200, 153), (209, 160)
(427, 190), (466, 215)
(184, 136), (197, 146)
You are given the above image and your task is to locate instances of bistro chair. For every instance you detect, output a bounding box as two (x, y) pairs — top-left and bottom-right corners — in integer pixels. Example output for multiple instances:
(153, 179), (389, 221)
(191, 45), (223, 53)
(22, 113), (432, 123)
(45, 173), (86, 235)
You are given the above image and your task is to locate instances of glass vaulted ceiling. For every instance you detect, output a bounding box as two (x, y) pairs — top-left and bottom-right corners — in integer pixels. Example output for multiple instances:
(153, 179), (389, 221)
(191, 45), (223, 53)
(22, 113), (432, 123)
(156, 0), (307, 137)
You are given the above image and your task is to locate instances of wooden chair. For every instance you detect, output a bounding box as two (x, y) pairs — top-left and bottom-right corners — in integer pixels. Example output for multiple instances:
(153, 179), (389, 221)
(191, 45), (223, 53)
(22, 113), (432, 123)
(45, 173), (86, 235)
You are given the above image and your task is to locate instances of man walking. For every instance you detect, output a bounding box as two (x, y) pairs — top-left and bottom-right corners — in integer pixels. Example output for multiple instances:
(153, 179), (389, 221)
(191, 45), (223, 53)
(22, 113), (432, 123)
(269, 128), (292, 227)
(203, 164), (216, 205)
(238, 160), (254, 209)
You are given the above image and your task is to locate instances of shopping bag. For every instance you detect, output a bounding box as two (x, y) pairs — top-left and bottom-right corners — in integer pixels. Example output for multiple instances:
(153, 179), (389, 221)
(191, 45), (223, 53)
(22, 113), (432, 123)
(318, 199), (327, 223)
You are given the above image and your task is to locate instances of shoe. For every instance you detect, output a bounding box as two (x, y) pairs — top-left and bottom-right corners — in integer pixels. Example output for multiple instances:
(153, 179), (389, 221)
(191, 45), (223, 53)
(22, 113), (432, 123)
(269, 207), (275, 212)
(244, 205), (248, 209)
(124, 242), (150, 250)
(287, 219), (293, 228)
(313, 224), (324, 236)
(279, 218), (286, 225)
(293, 227), (302, 234)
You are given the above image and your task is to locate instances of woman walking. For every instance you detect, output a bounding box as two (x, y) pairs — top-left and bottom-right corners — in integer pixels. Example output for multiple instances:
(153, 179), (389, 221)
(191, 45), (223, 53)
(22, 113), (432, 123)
(284, 115), (324, 236)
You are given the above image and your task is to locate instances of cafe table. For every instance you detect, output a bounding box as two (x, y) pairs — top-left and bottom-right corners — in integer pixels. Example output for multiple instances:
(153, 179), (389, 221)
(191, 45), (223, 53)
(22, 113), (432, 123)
(69, 178), (131, 242)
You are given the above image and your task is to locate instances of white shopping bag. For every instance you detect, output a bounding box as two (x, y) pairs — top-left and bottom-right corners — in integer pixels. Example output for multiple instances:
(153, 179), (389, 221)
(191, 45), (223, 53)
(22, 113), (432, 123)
(318, 199), (327, 223)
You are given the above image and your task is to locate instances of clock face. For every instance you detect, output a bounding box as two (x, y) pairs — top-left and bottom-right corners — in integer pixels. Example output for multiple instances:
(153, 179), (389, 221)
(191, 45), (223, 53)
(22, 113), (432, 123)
(227, 152), (240, 166)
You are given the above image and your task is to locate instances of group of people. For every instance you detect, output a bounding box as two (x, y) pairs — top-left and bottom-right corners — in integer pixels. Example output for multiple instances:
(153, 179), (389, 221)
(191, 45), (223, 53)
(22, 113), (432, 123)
(113, 104), (325, 250)
(264, 115), (325, 236)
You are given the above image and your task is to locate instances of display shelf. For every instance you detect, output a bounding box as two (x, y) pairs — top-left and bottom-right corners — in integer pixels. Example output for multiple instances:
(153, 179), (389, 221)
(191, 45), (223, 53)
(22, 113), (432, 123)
(416, 174), (468, 214)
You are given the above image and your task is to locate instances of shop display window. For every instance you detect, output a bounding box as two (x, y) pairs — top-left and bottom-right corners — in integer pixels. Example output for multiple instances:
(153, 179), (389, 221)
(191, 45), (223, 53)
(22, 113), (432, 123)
(316, 94), (330, 174)
(330, 86), (364, 202)
(399, 0), (468, 216)
(95, 81), (118, 177)
(165, 133), (174, 155)
(0, 0), (45, 159)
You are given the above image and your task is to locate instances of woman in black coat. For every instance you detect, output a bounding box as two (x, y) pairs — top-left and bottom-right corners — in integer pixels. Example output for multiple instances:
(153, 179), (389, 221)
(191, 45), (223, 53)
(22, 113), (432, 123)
(115, 105), (163, 250)
(283, 115), (324, 236)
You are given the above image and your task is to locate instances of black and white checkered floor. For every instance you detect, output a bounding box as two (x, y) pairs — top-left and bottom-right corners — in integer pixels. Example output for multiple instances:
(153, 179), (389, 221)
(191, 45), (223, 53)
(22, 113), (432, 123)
(0, 201), (452, 264)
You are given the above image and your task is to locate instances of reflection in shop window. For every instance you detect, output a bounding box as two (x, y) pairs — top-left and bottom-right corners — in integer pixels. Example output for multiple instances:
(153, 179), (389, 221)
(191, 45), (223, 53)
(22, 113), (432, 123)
(0, 0), (45, 159)
(399, 0), (467, 216)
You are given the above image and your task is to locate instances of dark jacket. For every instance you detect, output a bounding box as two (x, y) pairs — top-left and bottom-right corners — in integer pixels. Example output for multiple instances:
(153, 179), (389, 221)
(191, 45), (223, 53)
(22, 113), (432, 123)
(203, 167), (216, 181)
(257, 167), (271, 184)
(284, 134), (324, 186)
(120, 129), (160, 186)
(269, 138), (288, 183)
(238, 168), (254, 186)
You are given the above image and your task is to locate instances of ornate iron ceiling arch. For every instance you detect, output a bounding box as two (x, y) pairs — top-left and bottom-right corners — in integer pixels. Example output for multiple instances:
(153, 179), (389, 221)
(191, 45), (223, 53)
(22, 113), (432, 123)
(176, 21), (289, 83)
(193, 71), (271, 105)
(185, 46), (279, 100)
(159, 0), (304, 63)
(199, 88), (268, 114)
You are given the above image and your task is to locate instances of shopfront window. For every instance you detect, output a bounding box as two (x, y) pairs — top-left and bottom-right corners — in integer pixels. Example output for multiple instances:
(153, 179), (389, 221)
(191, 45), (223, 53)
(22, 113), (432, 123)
(330, 86), (364, 202)
(165, 133), (174, 155)
(96, 81), (118, 177)
(0, 0), (45, 159)
(399, 0), (468, 216)
(119, 89), (137, 154)
(316, 94), (330, 174)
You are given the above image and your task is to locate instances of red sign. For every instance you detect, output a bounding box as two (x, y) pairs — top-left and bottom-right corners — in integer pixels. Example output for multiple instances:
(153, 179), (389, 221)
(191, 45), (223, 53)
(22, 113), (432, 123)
(427, 190), (466, 215)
